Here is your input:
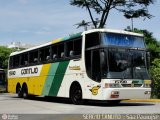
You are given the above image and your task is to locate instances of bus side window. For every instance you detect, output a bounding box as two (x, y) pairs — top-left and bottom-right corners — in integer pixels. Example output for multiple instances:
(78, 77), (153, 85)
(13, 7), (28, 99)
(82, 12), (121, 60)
(57, 44), (65, 60)
(44, 47), (50, 61)
(52, 45), (58, 61)
(39, 47), (50, 63)
(20, 53), (28, 66)
(66, 41), (73, 58)
(85, 32), (100, 49)
(65, 37), (82, 59)
(29, 50), (38, 64)
(13, 55), (20, 68)
(74, 38), (82, 56)
(9, 57), (13, 69)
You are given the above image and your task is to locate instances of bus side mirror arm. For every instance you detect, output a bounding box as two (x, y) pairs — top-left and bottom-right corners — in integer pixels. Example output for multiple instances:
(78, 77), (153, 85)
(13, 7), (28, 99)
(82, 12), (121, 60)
(146, 51), (150, 70)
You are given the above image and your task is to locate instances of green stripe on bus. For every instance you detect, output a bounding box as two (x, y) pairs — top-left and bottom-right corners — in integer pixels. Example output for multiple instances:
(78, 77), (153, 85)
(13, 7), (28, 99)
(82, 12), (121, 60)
(42, 63), (59, 96)
(48, 61), (69, 96)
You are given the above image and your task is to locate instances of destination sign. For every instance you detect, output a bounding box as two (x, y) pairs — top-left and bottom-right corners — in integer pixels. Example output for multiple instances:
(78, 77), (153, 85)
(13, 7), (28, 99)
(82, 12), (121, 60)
(102, 33), (145, 48)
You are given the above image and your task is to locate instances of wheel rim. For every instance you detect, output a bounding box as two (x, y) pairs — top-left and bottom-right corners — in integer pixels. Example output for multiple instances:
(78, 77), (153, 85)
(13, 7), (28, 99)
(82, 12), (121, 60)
(22, 87), (28, 99)
(23, 92), (27, 98)
(17, 87), (22, 98)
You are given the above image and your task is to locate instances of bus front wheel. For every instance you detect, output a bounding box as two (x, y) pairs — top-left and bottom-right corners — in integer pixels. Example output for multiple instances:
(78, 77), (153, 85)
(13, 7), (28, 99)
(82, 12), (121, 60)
(70, 83), (84, 105)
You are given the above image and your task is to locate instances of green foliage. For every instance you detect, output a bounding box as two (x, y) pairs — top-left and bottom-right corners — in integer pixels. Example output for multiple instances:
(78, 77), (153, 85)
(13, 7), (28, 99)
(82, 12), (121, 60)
(70, 0), (154, 28)
(150, 59), (160, 98)
(0, 46), (13, 68)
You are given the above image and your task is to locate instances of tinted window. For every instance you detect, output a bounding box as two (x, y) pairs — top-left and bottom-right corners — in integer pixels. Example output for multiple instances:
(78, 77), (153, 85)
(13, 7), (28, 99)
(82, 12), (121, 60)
(66, 37), (82, 58)
(58, 44), (65, 59)
(52, 45), (58, 61)
(39, 47), (50, 62)
(29, 50), (38, 64)
(13, 55), (20, 67)
(66, 41), (73, 57)
(85, 32), (100, 49)
(74, 38), (82, 56)
(20, 53), (28, 66)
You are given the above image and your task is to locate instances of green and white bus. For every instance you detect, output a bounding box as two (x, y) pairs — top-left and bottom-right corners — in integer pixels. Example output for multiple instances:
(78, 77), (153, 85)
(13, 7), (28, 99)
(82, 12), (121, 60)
(8, 29), (151, 104)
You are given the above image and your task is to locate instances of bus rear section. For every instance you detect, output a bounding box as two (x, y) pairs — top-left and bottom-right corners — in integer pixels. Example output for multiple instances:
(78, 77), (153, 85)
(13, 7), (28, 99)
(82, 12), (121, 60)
(0, 69), (6, 92)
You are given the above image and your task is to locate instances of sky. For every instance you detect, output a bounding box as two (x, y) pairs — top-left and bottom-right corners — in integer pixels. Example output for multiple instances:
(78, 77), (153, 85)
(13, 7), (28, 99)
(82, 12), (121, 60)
(0, 0), (159, 46)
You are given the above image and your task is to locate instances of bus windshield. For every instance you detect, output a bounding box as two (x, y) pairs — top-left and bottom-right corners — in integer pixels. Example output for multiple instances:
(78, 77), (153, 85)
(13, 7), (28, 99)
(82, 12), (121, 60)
(101, 48), (149, 79)
(85, 32), (149, 81)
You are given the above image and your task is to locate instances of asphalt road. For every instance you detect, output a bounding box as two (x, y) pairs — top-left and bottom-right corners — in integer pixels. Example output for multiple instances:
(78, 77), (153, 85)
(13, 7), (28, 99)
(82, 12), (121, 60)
(0, 93), (160, 120)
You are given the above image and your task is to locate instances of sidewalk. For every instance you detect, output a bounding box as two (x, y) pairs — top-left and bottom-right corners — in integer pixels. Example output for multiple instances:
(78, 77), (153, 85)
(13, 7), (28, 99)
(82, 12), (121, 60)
(123, 99), (160, 102)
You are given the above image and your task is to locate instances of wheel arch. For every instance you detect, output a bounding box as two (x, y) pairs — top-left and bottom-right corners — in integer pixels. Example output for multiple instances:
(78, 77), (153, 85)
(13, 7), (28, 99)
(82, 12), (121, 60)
(22, 82), (28, 91)
(69, 81), (83, 98)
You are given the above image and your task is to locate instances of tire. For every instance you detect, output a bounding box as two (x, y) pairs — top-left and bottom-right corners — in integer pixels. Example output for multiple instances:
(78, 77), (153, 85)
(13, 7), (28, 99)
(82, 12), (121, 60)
(16, 85), (22, 98)
(70, 84), (84, 105)
(22, 85), (28, 99)
(17, 87), (23, 98)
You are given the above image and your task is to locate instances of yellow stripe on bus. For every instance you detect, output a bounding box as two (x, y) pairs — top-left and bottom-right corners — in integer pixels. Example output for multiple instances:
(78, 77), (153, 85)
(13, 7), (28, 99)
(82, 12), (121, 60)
(33, 64), (51, 95)
(8, 64), (51, 96)
(52, 38), (61, 44)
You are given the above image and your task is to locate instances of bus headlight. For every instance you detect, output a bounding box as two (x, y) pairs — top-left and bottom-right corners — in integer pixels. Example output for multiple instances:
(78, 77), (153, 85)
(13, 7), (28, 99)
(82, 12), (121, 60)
(143, 84), (151, 88)
(105, 83), (121, 88)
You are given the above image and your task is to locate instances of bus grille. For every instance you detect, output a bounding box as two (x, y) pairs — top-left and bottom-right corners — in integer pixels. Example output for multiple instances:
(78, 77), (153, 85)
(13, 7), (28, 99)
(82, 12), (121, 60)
(121, 84), (143, 87)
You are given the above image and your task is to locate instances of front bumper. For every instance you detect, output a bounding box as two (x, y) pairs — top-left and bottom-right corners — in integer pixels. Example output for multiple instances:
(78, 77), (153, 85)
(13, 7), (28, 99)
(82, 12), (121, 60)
(103, 88), (151, 100)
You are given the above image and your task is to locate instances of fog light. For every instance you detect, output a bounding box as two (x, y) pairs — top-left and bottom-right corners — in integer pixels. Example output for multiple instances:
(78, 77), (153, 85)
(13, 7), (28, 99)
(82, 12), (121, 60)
(144, 91), (151, 94)
(110, 91), (119, 98)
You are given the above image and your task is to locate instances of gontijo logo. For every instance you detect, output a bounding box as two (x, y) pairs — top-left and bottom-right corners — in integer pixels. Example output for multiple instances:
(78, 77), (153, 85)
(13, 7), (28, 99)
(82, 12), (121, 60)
(90, 85), (101, 95)
(21, 67), (38, 75)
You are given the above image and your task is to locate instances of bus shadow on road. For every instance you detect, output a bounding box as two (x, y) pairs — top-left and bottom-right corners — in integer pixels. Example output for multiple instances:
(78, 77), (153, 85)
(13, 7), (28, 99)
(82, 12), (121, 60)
(13, 95), (155, 107)
(82, 100), (155, 107)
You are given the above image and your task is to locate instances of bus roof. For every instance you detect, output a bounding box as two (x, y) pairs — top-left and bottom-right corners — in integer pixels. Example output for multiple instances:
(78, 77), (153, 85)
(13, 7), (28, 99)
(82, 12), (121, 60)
(82, 29), (143, 37)
(10, 29), (143, 56)
(10, 32), (82, 56)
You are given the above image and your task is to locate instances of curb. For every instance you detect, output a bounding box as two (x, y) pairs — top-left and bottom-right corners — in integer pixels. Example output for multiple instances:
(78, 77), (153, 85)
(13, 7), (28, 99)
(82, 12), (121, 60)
(123, 99), (160, 103)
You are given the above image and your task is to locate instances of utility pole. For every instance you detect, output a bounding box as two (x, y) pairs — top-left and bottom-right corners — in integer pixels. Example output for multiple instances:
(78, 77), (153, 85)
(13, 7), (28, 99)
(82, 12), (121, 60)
(131, 18), (134, 31)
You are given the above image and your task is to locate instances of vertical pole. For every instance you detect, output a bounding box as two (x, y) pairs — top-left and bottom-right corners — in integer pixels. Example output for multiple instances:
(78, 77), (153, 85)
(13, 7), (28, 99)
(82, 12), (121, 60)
(131, 18), (134, 31)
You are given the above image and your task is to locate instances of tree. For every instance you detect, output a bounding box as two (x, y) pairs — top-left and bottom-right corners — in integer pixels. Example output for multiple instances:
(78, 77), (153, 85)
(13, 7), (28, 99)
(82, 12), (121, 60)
(0, 46), (13, 68)
(74, 20), (91, 30)
(150, 58), (160, 98)
(70, 0), (154, 28)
